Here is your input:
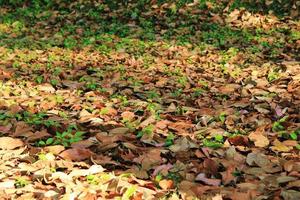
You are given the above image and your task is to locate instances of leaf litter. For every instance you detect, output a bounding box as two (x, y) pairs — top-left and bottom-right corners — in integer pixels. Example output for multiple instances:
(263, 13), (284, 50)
(0, 0), (300, 199)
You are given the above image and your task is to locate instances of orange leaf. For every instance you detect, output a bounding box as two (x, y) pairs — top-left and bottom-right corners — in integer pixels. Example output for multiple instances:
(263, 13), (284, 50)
(159, 179), (173, 190)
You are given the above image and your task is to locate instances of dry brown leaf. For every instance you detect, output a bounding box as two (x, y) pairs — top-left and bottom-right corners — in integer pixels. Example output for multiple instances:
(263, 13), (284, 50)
(159, 179), (174, 190)
(271, 140), (292, 152)
(44, 145), (65, 155)
(0, 137), (24, 150)
(121, 111), (135, 121)
(195, 173), (221, 186)
(248, 127), (269, 147)
(59, 148), (92, 161)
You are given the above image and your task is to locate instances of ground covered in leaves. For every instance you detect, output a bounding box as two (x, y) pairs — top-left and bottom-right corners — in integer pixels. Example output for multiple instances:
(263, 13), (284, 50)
(0, 1), (300, 199)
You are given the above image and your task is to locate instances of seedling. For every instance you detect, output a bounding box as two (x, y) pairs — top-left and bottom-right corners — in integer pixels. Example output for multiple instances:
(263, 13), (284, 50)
(14, 177), (30, 188)
(100, 107), (109, 115)
(118, 95), (129, 106)
(146, 102), (160, 114)
(171, 89), (183, 98)
(175, 106), (187, 115)
(38, 126), (85, 147)
(137, 124), (154, 138)
(290, 129), (300, 141)
(35, 75), (44, 84)
(86, 82), (98, 90)
(86, 174), (99, 185)
(146, 90), (160, 100)
(192, 88), (205, 98)
(50, 79), (59, 86)
(202, 134), (224, 149)
(177, 76), (188, 87)
(267, 70), (280, 82)
(165, 133), (175, 147)
(218, 112), (226, 124)
(122, 185), (136, 200)
(272, 116), (288, 132)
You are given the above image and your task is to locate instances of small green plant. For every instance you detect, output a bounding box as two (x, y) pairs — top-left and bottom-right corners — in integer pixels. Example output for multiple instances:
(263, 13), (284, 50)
(192, 88), (205, 98)
(123, 120), (136, 132)
(50, 79), (59, 86)
(64, 37), (77, 49)
(137, 124), (154, 138)
(267, 70), (280, 82)
(86, 174), (99, 185)
(165, 133), (175, 147)
(100, 107), (109, 115)
(146, 102), (160, 114)
(290, 31), (300, 40)
(290, 129), (300, 141)
(86, 81), (98, 90)
(218, 112), (226, 123)
(15, 177), (30, 188)
(122, 185), (136, 200)
(175, 106), (187, 115)
(146, 90), (160, 100)
(120, 95), (129, 106)
(35, 75), (44, 84)
(272, 116), (288, 132)
(171, 88), (183, 98)
(202, 134), (224, 149)
(177, 76), (188, 87)
(38, 126), (85, 147)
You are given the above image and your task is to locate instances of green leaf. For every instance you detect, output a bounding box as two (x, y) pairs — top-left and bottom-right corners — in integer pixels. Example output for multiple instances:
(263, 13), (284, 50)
(165, 133), (175, 146)
(214, 134), (223, 142)
(46, 138), (54, 145)
(122, 185), (136, 200)
(155, 174), (163, 182)
(290, 132), (298, 140)
(75, 131), (85, 137)
(203, 139), (223, 149)
(35, 75), (44, 84)
(62, 141), (69, 147)
(219, 113), (226, 123)
(61, 131), (69, 137)
(38, 140), (46, 146)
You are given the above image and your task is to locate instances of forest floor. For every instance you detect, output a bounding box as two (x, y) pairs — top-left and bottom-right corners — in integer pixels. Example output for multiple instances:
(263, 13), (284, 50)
(0, 1), (300, 199)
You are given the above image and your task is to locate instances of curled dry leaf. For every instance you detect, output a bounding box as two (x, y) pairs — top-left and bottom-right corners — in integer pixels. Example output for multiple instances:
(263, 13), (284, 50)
(195, 173), (221, 186)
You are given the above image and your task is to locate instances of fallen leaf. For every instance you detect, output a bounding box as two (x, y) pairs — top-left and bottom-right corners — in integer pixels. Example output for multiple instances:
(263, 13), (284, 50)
(248, 127), (269, 147)
(0, 137), (24, 150)
(195, 173), (221, 186)
(121, 111), (135, 121)
(271, 139), (292, 152)
(37, 83), (56, 93)
(44, 145), (65, 155)
(159, 179), (173, 190)
(109, 127), (130, 135)
(59, 148), (92, 161)
(221, 165), (236, 185)
(0, 124), (12, 134)
(169, 137), (198, 152)
(281, 190), (300, 200)
(228, 135), (249, 146)
(152, 163), (173, 176)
